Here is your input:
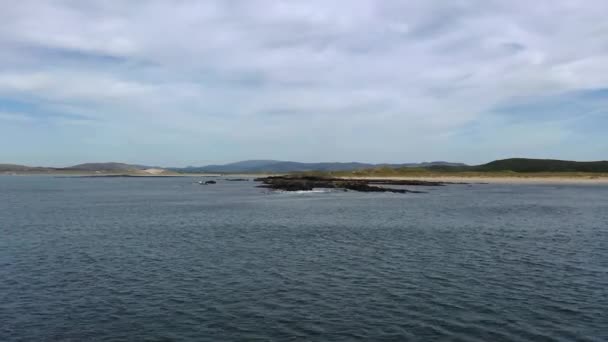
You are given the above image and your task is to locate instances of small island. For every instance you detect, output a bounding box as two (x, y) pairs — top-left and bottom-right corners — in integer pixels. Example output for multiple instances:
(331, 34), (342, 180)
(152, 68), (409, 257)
(255, 175), (449, 193)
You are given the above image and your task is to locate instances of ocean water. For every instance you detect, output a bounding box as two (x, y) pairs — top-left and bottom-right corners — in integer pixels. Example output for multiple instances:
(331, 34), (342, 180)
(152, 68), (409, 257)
(1, 176), (607, 341)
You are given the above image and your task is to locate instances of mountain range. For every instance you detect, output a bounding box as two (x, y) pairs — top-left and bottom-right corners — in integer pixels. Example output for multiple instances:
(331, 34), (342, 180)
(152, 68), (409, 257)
(2, 158), (608, 173)
(174, 160), (467, 173)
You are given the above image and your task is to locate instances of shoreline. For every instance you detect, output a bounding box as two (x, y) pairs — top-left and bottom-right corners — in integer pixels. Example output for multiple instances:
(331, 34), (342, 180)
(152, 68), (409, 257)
(346, 176), (608, 184)
(0, 172), (276, 178)
(3, 172), (608, 184)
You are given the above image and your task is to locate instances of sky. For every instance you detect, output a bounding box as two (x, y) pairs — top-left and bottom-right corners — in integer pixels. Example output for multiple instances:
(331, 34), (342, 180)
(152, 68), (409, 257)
(1, 0), (607, 167)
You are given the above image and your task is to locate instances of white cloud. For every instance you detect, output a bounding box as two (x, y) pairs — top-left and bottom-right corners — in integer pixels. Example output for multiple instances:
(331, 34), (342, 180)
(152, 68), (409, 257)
(0, 0), (607, 165)
(0, 71), (151, 101)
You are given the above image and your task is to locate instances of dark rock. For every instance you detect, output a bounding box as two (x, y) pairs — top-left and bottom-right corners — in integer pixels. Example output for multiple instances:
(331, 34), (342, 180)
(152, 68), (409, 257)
(254, 176), (439, 193)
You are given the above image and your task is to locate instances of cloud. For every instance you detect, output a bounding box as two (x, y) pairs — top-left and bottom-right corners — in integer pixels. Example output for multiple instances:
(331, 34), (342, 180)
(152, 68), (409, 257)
(0, 0), (607, 165)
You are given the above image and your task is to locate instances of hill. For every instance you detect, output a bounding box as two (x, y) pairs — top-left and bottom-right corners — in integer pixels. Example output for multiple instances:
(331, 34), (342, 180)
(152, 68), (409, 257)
(475, 158), (608, 173)
(0, 164), (53, 172)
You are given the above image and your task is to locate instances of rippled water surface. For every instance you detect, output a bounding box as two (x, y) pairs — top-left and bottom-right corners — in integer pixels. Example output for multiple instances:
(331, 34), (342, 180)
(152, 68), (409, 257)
(1, 176), (607, 341)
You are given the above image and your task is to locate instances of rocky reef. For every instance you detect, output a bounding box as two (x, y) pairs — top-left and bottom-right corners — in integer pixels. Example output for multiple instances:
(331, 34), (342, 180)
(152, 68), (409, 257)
(255, 176), (448, 193)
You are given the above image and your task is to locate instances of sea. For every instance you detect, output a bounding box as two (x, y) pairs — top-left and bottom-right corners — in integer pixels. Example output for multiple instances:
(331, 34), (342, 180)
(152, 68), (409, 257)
(1, 176), (607, 341)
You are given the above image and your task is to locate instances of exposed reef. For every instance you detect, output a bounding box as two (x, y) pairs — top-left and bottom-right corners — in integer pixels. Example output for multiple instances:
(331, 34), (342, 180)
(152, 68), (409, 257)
(254, 176), (451, 193)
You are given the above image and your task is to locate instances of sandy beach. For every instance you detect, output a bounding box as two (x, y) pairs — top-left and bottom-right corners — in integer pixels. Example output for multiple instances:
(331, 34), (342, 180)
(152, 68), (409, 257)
(348, 176), (608, 184)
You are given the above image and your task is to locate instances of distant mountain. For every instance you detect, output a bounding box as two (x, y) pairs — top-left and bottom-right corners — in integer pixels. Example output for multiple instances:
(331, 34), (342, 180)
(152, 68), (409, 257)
(0, 164), (53, 172)
(175, 160), (467, 173)
(65, 162), (152, 171)
(180, 160), (283, 173)
(475, 158), (608, 173)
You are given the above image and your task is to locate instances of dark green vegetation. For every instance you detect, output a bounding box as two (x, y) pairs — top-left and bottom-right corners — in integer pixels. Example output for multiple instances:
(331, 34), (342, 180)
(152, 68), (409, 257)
(474, 158), (608, 173)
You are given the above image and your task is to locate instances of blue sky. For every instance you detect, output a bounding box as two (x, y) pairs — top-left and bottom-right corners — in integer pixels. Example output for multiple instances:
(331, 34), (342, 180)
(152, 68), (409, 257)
(1, 0), (607, 167)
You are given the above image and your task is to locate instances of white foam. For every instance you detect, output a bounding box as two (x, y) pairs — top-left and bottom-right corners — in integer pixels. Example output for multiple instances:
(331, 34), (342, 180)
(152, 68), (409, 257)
(294, 189), (330, 194)
(271, 188), (334, 194)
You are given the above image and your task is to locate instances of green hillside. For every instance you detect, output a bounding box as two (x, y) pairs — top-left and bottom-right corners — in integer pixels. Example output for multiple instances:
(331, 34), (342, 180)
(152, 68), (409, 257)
(475, 158), (608, 173)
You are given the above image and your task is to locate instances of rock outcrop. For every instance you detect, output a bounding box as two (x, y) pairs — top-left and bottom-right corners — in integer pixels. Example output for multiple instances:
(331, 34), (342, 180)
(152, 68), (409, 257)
(254, 176), (448, 193)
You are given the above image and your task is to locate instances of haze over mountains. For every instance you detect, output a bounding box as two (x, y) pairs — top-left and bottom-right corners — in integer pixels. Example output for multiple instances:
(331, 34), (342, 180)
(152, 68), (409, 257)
(176, 160), (467, 173)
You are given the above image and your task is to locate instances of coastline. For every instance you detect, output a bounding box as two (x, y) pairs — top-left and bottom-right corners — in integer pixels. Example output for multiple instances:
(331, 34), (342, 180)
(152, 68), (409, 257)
(346, 175), (608, 184)
(0, 171), (277, 178)
(4, 172), (608, 184)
